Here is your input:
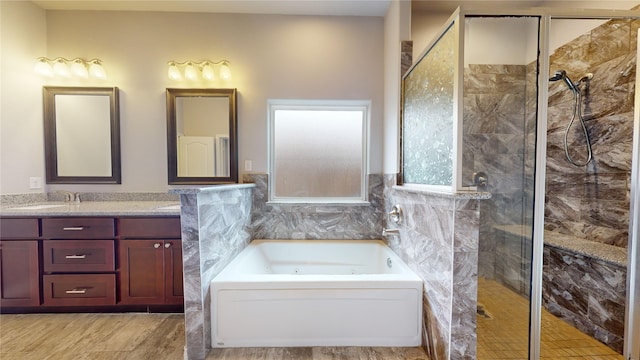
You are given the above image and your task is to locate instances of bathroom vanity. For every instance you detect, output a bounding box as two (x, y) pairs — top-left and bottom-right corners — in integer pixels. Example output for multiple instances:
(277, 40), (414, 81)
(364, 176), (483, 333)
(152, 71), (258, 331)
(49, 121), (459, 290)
(0, 201), (182, 313)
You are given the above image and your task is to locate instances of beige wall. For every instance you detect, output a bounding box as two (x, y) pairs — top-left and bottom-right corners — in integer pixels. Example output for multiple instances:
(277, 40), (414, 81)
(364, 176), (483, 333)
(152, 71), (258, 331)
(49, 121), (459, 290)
(382, 0), (411, 174)
(0, 4), (384, 194)
(0, 1), (47, 195)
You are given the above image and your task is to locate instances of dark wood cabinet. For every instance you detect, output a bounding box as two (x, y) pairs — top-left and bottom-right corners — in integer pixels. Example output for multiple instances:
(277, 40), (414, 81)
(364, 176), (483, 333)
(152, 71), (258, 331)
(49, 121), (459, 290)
(42, 273), (116, 306)
(119, 239), (183, 304)
(0, 215), (182, 312)
(119, 217), (183, 305)
(41, 217), (117, 307)
(0, 240), (40, 307)
(0, 218), (40, 307)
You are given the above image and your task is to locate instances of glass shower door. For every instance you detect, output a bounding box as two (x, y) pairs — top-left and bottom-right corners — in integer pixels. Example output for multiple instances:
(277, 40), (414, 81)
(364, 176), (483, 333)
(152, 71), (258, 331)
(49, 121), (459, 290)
(462, 16), (540, 360)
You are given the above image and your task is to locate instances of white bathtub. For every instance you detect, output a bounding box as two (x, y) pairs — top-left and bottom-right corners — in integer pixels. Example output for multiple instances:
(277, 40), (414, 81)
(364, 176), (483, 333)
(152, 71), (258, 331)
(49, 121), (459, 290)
(210, 239), (423, 348)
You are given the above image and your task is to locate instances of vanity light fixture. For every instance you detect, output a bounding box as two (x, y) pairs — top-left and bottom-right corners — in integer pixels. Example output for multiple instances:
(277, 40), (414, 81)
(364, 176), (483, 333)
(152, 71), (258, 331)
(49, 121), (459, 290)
(34, 57), (107, 79)
(167, 60), (232, 81)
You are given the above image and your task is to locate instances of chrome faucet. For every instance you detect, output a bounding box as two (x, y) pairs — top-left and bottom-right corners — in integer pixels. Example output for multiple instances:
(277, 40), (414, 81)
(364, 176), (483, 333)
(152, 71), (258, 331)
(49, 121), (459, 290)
(59, 191), (80, 203)
(382, 228), (400, 237)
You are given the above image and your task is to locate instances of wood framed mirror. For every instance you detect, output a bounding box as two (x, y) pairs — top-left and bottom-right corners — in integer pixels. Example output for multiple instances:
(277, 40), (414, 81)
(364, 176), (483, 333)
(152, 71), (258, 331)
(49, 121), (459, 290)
(166, 88), (238, 184)
(43, 86), (121, 184)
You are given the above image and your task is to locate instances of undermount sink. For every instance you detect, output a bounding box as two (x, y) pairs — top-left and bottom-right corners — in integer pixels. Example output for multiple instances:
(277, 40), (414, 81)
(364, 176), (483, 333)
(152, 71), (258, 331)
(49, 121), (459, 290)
(11, 204), (67, 210)
(156, 204), (181, 210)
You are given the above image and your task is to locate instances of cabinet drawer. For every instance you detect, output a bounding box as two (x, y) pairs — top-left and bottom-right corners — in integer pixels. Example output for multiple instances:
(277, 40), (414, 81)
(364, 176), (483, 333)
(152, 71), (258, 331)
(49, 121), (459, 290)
(43, 274), (115, 306)
(0, 218), (39, 239)
(42, 218), (115, 239)
(119, 217), (181, 238)
(43, 240), (115, 273)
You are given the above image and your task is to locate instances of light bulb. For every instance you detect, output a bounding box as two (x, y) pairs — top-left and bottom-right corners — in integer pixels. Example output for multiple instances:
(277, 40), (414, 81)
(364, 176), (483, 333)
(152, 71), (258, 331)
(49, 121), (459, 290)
(220, 63), (231, 80)
(70, 61), (89, 78)
(89, 61), (107, 79)
(34, 59), (54, 77)
(184, 63), (198, 81)
(53, 60), (71, 77)
(168, 63), (182, 80)
(202, 64), (215, 81)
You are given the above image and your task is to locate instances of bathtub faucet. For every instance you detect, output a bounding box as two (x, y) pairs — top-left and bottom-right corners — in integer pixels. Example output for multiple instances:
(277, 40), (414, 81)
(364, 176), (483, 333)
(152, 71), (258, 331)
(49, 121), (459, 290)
(382, 228), (400, 237)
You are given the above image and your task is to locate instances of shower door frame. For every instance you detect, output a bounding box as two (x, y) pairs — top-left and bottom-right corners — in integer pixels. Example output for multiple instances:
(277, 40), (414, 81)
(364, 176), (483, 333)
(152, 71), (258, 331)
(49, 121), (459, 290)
(538, 10), (640, 360)
(458, 8), (640, 360)
(626, 27), (640, 360)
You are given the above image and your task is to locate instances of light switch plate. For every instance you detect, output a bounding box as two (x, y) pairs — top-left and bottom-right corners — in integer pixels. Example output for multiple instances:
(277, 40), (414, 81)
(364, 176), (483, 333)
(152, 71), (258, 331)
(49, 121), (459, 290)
(29, 177), (42, 189)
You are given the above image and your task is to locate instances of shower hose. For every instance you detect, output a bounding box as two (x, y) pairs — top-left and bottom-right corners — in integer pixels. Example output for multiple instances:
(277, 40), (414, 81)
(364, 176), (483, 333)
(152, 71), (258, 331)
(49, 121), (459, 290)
(563, 86), (593, 166)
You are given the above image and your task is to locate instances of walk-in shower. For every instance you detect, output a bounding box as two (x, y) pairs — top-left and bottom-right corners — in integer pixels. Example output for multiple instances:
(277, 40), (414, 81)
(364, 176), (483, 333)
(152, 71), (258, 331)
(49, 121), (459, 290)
(549, 69), (594, 166)
(399, 7), (639, 360)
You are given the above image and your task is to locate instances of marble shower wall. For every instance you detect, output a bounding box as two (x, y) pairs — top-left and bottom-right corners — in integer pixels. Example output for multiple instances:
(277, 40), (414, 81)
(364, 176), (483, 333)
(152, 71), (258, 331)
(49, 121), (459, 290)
(383, 175), (485, 360)
(543, 243), (627, 352)
(176, 185), (254, 360)
(243, 173), (383, 239)
(463, 64), (533, 295)
(545, 17), (638, 248)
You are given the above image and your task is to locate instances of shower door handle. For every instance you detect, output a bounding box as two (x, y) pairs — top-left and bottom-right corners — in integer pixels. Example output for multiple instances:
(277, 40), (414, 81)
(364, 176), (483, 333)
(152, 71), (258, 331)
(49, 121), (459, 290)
(473, 172), (488, 190)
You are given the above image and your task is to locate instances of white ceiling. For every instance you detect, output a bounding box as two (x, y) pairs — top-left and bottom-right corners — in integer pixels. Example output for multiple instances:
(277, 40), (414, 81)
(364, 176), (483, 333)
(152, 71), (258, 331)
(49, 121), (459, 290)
(30, 0), (640, 16)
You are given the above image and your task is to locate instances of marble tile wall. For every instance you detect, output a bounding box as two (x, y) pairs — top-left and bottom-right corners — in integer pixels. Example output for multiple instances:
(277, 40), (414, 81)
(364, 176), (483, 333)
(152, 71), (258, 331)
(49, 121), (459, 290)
(463, 64), (533, 295)
(542, 244), (626, 353)
(545, 18), (638, 248)
(175, 185), (253, 360)
(542, 16), (637, 354)
(243, 173), (383, 240)
(383, 175), (484, 360)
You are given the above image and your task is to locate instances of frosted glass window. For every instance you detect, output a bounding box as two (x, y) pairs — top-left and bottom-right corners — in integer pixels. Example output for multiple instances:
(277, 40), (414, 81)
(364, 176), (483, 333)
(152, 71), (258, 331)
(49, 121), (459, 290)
(269, 101), (369, 202)
(402, 24), (455, 186)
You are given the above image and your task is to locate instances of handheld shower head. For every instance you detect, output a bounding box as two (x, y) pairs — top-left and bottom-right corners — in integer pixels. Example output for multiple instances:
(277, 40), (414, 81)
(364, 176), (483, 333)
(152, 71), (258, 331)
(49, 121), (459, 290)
(550, 70), (578, 92)
(549, 70), (566, 82)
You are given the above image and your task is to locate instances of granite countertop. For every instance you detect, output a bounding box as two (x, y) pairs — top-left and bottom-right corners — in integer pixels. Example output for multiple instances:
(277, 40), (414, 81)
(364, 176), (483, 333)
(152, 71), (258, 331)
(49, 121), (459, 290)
(0, 201), (181, 217)
(493, 225), (627, 268)
(544, 231), (627, 268)
(392, 184), (492, 199)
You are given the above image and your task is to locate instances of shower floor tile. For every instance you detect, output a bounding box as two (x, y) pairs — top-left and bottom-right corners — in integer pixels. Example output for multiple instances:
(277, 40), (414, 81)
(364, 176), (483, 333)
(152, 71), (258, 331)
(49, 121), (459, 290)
(477, 277), (623, 360)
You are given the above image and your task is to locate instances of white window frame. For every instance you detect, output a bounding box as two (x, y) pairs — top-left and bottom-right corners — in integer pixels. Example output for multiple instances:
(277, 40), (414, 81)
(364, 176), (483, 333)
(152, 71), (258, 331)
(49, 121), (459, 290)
(267, 99), (370, 204)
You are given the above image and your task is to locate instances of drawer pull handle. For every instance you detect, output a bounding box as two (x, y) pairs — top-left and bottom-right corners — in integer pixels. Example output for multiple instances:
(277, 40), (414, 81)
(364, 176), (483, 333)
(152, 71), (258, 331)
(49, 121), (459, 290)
(65, 254), (87, 259)
(65, 288), (87, 294)
(63, 227), (85, 231)
(154, 243), (161, 249)
(164, 243), (171, 248)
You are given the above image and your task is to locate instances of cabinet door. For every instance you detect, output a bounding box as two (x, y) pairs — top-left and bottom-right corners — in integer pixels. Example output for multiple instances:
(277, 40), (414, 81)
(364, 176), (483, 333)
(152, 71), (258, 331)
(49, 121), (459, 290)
(119, 240), (165, 304)
(163, 240), (184, 305)
(0, 240), (40, 307)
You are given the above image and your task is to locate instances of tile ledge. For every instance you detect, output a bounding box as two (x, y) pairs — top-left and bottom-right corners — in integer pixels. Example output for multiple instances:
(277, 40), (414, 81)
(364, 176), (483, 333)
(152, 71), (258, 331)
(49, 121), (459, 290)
(170, 184), (255, 194)
(392, 184), (491, 199)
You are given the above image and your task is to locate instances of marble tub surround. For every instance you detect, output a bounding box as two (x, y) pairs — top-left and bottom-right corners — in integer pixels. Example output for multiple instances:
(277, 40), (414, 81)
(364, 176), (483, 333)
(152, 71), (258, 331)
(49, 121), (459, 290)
(545, 17), (639, 248)
(171, 185), (254, 360)
(383, 174), (486, 360)
(243, 173), (384, 239)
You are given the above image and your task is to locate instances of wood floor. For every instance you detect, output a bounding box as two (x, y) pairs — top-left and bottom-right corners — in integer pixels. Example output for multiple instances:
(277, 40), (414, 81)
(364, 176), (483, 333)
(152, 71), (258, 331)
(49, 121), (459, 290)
(0, 313), (430, 360)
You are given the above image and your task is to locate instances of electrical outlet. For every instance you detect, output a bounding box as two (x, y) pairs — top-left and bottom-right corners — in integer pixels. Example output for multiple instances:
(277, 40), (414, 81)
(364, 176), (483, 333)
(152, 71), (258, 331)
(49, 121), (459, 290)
(244, 160), (252, 172)
(29, 177), (42, 189)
